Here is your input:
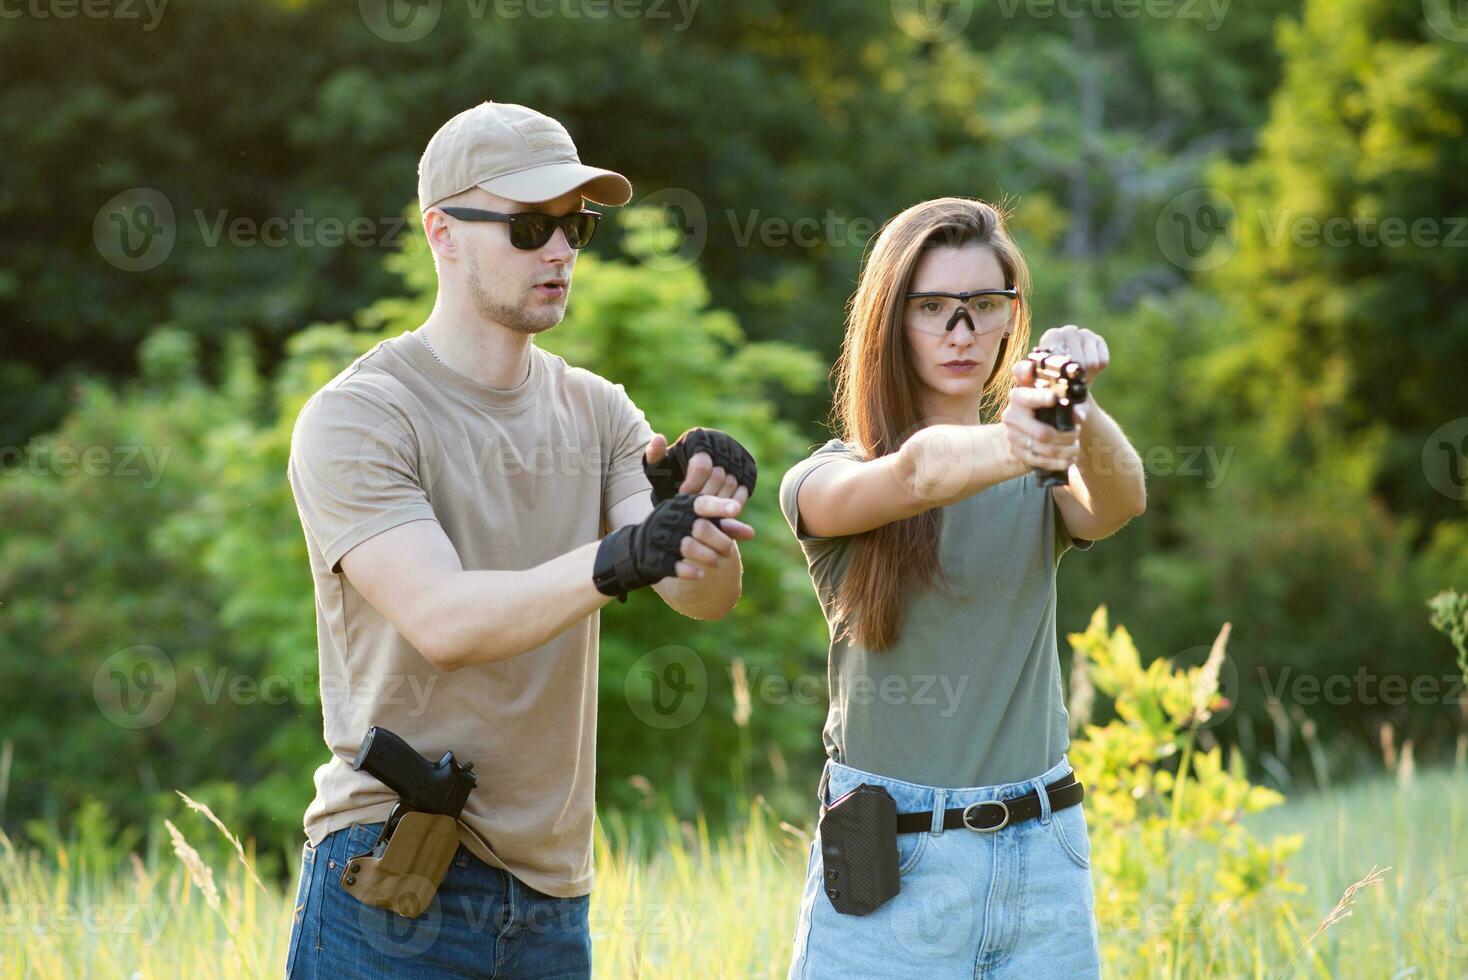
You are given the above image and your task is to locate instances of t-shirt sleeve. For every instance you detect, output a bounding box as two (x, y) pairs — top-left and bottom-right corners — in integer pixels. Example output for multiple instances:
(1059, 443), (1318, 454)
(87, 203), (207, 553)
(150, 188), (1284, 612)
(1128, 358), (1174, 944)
(1051, 485), (1095, 558)
(778, 441), (862, 544)
(601, 381), (656, 523)
(287, 387), (440, 575)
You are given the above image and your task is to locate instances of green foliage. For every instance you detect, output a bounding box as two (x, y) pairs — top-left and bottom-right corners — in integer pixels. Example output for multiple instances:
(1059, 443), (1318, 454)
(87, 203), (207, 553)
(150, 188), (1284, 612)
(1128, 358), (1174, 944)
(1427, 589), (1468, 684)
(3, 0), (1465, 864)
(0, 207), (829, 846)
(0, 326), (275, 838)
(1047, 0), (1468, 771)
(1208, 0), (1468, 523)
(1075, 0), (1468, 778)
(0, 0), (1300, 448)
(1065, 607), (1306, 972)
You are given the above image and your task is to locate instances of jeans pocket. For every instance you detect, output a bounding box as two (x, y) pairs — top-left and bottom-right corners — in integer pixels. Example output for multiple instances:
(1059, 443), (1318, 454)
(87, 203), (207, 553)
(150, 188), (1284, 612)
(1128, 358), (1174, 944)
(895, 830), (930, 875)
(285, 840), (317, 977)
(1050, 803), (1092, 871)
(343, 821), (384, 859)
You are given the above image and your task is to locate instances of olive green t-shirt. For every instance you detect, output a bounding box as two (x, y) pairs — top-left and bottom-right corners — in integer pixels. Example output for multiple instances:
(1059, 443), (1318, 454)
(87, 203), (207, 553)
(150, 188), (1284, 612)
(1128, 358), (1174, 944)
(778, 438), (1093, 788)
(286, 329), (653, 898)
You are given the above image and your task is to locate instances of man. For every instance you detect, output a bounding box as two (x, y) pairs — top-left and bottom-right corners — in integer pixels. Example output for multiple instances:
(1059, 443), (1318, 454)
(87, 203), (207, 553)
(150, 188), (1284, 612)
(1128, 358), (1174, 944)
(283, 101), (758, 978)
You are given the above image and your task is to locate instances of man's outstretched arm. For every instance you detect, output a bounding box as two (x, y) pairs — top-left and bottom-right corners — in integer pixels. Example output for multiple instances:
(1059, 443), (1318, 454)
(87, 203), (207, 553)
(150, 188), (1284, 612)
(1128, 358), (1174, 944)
(339, 491), (742, 671)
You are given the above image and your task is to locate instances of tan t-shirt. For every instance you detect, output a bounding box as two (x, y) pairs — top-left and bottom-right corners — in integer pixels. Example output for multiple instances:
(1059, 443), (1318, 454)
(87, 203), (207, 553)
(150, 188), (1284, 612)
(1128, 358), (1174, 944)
(286, 328), (653, 898)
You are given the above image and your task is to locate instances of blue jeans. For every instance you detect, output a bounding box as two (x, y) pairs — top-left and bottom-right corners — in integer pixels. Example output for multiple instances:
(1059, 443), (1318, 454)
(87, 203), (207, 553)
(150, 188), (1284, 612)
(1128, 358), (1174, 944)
(786, 754), (1102, 979)
(285, 821), (591, 979)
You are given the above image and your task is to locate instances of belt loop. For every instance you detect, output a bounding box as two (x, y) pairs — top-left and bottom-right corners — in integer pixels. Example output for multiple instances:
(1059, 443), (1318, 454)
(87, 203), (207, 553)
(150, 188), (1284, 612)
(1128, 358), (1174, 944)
(1033, 774), (1054, 825)
(930, 788), (949, 836)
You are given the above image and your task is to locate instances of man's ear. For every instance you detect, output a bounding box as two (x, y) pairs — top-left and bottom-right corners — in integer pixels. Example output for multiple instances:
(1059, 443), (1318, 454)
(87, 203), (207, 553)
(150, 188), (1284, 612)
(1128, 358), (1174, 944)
(423, 207), (457, 264)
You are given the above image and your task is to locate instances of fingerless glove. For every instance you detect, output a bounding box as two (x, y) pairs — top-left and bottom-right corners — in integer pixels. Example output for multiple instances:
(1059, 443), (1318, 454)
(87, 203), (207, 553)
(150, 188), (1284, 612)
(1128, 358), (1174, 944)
(643, 427), (758, 504)
(593, 493), (702, 603)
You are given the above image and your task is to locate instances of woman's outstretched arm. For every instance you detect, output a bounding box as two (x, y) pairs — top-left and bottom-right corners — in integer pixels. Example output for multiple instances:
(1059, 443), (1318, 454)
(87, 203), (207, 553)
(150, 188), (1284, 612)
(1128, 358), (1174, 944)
(795, 385), (1081, 539)
(1021, 323), (1146, 542)
(1050, 392), (1148, 542)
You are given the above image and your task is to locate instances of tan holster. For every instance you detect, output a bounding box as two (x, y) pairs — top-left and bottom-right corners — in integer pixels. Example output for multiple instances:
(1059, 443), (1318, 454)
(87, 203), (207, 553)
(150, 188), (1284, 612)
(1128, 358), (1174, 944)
(340, 811), (459, 919)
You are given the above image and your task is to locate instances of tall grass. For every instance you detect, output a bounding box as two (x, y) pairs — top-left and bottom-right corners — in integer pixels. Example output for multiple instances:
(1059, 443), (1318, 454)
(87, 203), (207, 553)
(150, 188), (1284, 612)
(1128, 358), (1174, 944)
(1, 766), (1463, 978)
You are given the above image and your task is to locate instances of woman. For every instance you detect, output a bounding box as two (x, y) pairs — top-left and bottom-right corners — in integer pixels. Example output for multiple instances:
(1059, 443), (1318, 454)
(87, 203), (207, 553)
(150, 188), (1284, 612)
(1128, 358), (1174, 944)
(779, 197), (1145, 978)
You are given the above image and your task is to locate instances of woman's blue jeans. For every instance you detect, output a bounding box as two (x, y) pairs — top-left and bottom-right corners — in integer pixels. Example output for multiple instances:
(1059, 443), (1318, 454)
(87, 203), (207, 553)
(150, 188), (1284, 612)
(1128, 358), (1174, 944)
(786, 754), (1102, 978)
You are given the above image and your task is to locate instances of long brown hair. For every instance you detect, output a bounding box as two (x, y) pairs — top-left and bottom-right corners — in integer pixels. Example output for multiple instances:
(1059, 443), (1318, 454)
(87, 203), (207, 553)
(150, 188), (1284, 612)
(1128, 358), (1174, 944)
(828, 197), (1033, 651)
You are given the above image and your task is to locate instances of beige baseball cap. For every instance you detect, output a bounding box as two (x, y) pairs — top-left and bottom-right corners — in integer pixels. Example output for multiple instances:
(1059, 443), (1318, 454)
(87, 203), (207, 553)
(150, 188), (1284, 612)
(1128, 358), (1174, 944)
(417, 101), (633, 211)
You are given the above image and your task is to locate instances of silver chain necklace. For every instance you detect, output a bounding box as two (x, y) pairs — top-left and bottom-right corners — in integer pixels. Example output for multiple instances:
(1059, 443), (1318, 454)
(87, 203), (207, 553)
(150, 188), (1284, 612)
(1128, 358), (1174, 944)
(419, 329), (532, 387)
(418, 328), (447, 367)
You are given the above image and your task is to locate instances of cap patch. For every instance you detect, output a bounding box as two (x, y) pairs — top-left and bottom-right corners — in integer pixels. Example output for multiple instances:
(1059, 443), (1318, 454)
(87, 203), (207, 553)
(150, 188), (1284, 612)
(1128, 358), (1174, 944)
(513, 117), (575, 155)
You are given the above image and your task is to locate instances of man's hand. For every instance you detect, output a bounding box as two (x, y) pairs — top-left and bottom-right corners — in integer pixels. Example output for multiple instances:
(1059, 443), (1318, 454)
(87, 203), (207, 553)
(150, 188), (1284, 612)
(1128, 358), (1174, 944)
(629, 430), (755, 620)
(643, 428), (757, 505)
(595, 493), (749, 603)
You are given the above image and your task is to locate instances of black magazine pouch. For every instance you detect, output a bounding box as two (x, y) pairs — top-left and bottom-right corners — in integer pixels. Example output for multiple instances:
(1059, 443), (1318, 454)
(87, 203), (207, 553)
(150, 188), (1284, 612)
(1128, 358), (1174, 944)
(818, 782), (900, 915)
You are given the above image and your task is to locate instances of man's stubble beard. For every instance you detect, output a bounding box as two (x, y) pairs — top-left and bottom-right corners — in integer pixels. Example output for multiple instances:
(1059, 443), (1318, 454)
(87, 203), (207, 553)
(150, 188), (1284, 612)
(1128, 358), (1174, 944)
(467, 252), (566, 336)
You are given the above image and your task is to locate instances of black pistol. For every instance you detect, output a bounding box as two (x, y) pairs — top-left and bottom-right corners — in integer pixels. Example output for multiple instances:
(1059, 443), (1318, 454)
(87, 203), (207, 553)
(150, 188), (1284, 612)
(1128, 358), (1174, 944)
(1025, 346), (1089, 487)
(352, 726), (476, 848)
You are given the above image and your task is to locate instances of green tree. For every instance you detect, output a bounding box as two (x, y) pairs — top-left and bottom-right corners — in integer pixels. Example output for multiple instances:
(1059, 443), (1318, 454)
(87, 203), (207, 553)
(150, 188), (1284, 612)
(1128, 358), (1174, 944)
(0, 206), (830, 847)
(1208, 0), (1468, 524)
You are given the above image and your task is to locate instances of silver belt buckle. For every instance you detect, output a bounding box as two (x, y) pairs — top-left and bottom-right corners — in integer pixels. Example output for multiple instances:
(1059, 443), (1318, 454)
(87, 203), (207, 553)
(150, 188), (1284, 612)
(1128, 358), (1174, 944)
(962, 799), (1010, 832)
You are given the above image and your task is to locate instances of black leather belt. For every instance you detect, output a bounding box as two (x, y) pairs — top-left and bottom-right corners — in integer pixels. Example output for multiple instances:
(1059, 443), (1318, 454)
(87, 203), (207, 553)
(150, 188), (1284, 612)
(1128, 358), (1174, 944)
(893, 771), (1084, 834)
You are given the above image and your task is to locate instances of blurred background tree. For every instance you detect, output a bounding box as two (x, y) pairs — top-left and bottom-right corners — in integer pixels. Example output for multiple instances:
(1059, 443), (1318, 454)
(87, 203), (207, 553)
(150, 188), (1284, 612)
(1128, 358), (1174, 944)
(1, 0), (1464, 851)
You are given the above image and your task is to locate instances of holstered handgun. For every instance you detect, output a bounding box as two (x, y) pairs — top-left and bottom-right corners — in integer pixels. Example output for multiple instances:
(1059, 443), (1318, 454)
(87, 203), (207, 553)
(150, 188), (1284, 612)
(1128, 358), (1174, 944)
(1025, 346), (1089, 487)
(819, 783), (900, 916)
(341, 726), (477, 919)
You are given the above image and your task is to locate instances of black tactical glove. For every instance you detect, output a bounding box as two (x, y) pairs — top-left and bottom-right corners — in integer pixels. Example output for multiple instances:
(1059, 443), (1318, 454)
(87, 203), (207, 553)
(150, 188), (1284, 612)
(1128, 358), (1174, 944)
(643, 427), (758, 505)
(594, 493), (704, 604)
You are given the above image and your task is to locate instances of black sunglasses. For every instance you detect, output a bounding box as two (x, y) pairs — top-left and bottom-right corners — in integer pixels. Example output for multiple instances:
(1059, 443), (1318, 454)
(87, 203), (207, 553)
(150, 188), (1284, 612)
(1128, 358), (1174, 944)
(438, 206), (601, 250)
